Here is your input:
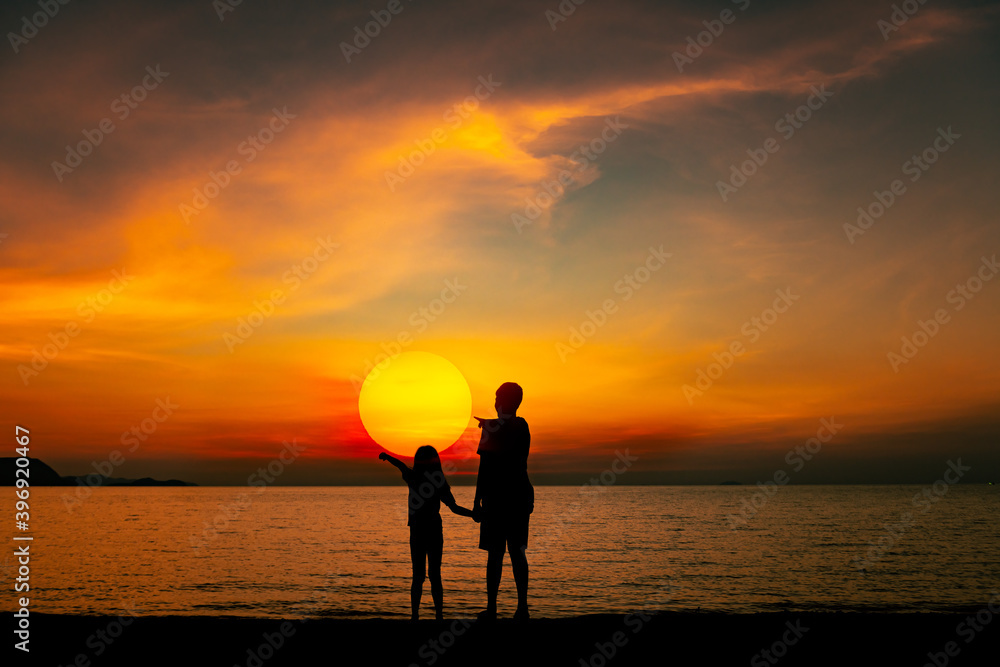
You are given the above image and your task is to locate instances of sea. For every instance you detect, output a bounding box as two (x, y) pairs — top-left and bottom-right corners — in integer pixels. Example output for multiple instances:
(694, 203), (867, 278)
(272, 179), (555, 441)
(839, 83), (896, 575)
(10, 485), (999, 619)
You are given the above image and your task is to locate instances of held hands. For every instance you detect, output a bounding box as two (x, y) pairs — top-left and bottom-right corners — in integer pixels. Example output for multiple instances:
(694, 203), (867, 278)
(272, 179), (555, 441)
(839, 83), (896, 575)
(472, 503), (482, 523)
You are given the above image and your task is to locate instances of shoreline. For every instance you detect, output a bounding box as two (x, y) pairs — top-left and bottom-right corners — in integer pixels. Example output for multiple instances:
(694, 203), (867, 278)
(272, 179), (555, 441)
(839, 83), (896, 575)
(22, 611), (1000, 666)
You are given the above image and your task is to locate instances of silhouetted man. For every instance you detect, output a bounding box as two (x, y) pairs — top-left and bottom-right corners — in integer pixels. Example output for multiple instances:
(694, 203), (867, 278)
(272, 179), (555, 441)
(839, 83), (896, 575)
(473, 382), (533, 621)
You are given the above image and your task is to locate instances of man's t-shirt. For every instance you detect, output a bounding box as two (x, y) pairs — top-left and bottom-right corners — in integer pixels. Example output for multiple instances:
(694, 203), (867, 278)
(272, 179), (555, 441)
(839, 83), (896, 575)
(477, 417), (533, 515)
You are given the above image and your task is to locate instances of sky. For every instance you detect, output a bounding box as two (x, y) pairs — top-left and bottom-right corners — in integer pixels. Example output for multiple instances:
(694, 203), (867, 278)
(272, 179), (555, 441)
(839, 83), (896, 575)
(1, 0), (998, 485)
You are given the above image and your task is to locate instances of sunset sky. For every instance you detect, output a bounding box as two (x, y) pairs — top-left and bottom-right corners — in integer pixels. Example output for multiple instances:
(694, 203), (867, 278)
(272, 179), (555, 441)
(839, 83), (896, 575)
(2, 0), (998, 485)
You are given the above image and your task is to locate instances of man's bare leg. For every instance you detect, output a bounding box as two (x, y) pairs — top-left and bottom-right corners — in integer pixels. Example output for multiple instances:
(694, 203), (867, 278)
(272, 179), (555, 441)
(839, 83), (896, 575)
(481, 547), (504, 619)
(510, 540), (529, 619)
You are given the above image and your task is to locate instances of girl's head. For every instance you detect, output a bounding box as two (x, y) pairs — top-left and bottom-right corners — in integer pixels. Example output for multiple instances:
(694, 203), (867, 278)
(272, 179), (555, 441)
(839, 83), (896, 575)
(413, 445), (442, 473)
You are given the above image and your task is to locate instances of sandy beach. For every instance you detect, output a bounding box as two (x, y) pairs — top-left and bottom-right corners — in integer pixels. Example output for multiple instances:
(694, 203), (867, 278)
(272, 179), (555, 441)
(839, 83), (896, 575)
(25, 611), (1000, 666)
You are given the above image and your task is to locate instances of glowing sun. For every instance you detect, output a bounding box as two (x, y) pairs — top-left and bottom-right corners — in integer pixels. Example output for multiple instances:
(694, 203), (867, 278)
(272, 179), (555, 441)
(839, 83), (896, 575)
(358, 351), (472, 458)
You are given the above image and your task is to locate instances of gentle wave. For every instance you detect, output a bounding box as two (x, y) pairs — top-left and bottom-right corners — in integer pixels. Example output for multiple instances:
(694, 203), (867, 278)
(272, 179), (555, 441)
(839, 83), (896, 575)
(10, 486), (999, 618)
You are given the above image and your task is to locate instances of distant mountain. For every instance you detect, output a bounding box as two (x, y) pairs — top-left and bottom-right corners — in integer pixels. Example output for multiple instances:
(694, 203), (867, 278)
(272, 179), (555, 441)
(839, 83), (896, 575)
(113, 477), (196, 487)
(0, 458), (196, 486)
(1, 458), (67, 485)
(719, 480), (742, 485)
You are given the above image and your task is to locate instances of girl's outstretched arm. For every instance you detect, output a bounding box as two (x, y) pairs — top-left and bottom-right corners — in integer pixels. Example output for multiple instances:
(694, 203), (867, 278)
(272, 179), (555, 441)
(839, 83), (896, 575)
(378, 452), (410, 478)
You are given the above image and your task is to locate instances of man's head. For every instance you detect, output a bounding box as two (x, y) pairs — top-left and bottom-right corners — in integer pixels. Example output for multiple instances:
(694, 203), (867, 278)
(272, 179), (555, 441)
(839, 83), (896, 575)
(495, 382), (523, 417)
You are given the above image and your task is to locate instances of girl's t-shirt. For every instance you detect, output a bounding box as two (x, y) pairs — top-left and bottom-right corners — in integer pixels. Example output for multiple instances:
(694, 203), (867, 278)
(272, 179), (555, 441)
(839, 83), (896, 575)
(402, 467), (456, 527)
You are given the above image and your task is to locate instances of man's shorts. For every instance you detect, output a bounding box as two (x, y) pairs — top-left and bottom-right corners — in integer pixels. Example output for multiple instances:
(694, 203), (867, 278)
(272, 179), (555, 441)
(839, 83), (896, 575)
(478, 508), (530, 553)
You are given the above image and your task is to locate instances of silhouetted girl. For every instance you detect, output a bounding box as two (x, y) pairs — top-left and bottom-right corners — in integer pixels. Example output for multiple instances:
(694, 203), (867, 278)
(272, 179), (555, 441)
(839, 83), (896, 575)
(379, 446), (474, 620)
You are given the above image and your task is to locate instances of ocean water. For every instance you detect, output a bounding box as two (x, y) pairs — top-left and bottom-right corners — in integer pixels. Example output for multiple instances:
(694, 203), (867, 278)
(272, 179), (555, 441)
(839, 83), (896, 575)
(10, 485), (999, 619)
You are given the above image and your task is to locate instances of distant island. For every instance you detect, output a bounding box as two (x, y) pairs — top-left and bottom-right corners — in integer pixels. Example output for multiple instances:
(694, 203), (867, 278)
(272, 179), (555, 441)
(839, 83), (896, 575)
(719, 480), (742, 486)
(0, 457), (196, 487)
